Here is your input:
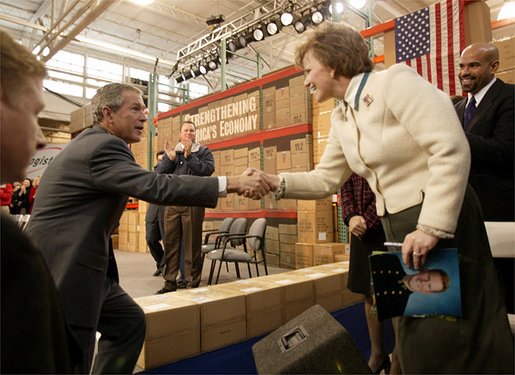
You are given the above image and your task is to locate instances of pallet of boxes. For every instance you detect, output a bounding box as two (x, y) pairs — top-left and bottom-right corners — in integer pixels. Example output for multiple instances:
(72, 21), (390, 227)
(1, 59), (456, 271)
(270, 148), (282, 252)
(494, 36), (515, 84)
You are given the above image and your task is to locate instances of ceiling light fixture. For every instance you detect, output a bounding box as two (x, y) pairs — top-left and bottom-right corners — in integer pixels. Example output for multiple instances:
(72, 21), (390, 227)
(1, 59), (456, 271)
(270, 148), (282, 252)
(253, 25), (265, 41)
(349, 0), (366, 9)
(227, 39), (238, 53)
(329, 2), (344, 15)
(280, 10), (294, 26)
(238, 31), (255, 48)
(266, 18), (281, 35)
(206, 14), (225, 26)
(293, 13), (312, 34)
(497, 0), (515, 20)
(129, 0), (155, 5)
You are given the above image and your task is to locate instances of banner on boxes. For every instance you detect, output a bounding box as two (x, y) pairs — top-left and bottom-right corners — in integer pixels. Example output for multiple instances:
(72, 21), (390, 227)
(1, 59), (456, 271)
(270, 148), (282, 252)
(26, 143), (69, 179)
(184, 94), (259, 144)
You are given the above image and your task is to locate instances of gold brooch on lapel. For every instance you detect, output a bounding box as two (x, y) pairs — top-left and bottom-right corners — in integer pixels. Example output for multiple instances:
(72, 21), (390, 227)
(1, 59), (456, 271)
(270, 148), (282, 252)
(363, 94), (374, 107)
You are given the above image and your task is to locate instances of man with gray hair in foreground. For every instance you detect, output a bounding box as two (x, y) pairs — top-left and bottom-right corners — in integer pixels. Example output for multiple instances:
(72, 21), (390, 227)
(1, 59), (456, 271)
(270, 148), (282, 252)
(26, 82), (275, 373)
(1, 30), (82, 373)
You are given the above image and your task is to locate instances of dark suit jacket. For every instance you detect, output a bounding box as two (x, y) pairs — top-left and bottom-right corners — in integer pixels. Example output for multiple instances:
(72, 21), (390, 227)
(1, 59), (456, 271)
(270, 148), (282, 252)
(370, 253), (412, 321)
(454, 79), (514, 221)
(145, 202), (164, 222)
(26, 126), (219, 329)
(1, 215), (82, 373)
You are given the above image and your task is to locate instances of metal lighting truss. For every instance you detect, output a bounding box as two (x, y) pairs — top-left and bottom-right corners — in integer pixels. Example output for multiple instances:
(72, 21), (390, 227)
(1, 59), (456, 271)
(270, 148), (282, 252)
(173, 0), (328, 76)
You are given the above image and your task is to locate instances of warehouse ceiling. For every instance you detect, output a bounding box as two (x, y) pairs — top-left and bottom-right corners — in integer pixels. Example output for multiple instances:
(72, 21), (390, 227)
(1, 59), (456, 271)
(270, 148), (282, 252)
(0, 0), (509, 90)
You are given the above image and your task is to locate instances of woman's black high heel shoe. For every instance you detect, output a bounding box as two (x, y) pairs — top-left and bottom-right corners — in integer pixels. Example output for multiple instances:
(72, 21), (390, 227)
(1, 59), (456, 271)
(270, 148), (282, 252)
(372, 355), (391, 374)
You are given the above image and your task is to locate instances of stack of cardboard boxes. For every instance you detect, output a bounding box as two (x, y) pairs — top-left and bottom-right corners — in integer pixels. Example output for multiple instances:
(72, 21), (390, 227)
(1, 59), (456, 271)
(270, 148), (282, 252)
(494, 36), (515, 84)
(135, 261), (362, 370)
(69, 104), (94, 134)
(312, 96), (335, 165)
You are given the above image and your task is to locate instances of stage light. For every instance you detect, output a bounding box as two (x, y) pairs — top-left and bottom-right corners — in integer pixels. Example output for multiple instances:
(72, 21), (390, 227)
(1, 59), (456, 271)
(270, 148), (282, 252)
(280, 10), (294, 26)
(329, 2), (344, 15)
(349, 0), (366, 10)
(253, 26), (265, 41)
(498, 0), (515, 20)
(266, 18), (281, 35)
(227, 39), (238, 53)
(190, 64), (202, 78)
(206, 14), (225, 26)
(238, 31), (254, 48)
(311, 9), (324, 25)
(208, 59), (218, 70)
(199, 60), (208, 75)
(293, 13), (312, 34)
(174, 71), (185, 84)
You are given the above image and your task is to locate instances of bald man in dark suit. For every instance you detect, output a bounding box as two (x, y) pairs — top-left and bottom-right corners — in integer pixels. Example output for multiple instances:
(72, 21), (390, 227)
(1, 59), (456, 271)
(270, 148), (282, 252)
(455, 42), (514, 314)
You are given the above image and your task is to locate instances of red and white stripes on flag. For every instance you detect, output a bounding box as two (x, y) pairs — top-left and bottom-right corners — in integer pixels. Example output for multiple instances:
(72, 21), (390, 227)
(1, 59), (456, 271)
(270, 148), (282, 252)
(394, 0), (465, 95)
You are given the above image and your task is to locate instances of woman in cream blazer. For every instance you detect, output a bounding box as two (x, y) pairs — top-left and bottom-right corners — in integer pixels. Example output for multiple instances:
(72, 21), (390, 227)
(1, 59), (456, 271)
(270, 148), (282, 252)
(268, 22), (513, 374)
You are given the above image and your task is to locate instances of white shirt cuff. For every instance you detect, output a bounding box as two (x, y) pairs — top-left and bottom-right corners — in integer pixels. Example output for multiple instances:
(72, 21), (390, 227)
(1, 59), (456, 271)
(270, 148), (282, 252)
(217, 176), (227, 197)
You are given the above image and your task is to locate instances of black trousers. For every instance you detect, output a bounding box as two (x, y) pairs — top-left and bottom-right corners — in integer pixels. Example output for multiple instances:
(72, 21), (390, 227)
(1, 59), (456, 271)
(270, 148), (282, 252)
(71, 277), (146, 374)
(146, 218), (165, 271)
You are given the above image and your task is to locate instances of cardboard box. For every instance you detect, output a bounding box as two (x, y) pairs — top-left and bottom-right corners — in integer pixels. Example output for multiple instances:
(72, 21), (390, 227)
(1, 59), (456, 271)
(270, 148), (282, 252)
(313, 242), (347, 266)
(137, 332), (200, 369)
(263, 146), (277, 174)
(248, 147), (261, 163)
(289, 75), (305, 88)
(259, 272), (316, 321)
(275, 87), (290, 101)
(297, 197), (333, 212)
(135, 294), (201, 369)
(290, 136), (312, 154)
(265, 253), (279, 267)
(279, 233), (297, 244)
(278, 224), (297, 235)
(216, 279), (284, 338)
(275, 106), (290, 127)
(220, 149), (234, 166)
(233, 194), (248, 211)
(312, 95), (335, 113)
(297, 210), (334, 243)
(233, 147), (248, 159)
(84, 104), (94, 127)
(290, 112), (309, 125)
(496, 68), (515, 84)
(69, 106), (86, 134)
(266, 225), (279, 241)
(276, 151), (291, 170)
(263, 87), (276, 112)
(266, 239), (279, 255)
(135, 294), (200, 341)
(280, 250), (296, 269)
(311, 262), (363, 307)
(290, 268), (345, 312)
(263, 111), (276, 129)
(313, 111), (332, 138)
(175, 287), (247, 352)
(495, 38), (515, 70)
(295, 242), (314, 269)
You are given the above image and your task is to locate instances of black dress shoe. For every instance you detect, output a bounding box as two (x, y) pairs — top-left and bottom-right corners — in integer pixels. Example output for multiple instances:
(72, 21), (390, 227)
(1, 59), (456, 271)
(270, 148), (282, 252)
(156, 281), (177, 294)
(176, 280), (191, 289)
(152, 269), (162, 277)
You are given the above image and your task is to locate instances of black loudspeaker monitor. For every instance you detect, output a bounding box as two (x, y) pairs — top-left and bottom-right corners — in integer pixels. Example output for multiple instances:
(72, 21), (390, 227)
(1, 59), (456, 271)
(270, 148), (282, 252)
(252, 304), (372, 374)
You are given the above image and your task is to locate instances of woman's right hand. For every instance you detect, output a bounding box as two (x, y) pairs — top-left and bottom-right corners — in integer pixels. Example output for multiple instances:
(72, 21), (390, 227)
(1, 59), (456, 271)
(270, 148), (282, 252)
(349, 215), (367, 239)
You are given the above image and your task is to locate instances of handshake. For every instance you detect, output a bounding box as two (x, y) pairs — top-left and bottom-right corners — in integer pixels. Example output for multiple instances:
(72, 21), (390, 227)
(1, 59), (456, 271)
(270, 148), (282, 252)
(226, 168), (281, 200)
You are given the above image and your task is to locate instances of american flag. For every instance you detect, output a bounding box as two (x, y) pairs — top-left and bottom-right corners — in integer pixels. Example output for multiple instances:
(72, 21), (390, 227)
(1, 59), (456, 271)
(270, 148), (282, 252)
(395, 0), (464, 95)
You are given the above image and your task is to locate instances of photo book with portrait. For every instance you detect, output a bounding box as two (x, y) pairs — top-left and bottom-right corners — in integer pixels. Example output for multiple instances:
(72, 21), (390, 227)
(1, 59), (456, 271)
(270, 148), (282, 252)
(369, 248), (461, 321)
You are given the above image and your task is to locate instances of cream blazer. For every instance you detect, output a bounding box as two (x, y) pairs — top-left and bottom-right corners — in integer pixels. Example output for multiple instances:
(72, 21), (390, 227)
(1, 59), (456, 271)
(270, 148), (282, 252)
(281, 64), (470, 235)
